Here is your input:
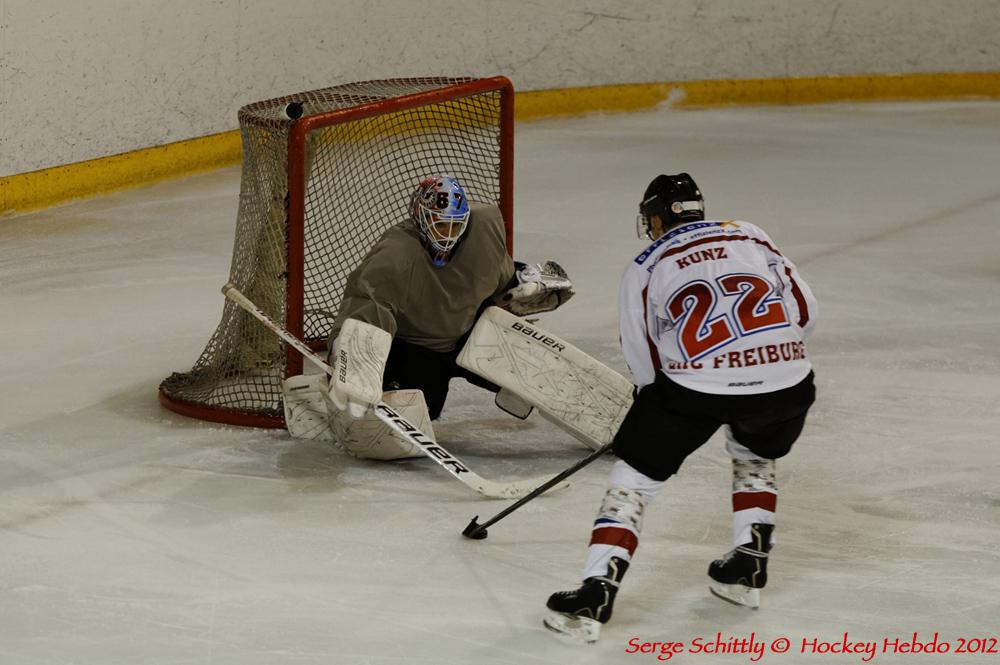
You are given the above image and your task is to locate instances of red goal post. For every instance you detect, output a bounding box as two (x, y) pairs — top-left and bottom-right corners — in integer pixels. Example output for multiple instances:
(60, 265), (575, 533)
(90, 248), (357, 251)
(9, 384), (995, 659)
(159, 76), (515, 428)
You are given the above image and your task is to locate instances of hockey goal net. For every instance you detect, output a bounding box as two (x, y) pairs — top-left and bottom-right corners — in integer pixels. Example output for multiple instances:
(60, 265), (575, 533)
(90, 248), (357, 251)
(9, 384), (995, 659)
(159, 76), (514, 428)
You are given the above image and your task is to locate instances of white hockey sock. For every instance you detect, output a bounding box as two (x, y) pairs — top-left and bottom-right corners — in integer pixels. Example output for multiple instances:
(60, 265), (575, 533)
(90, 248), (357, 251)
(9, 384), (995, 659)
(726, 429), (777, 547)
(581, 460), (664, 580)
(731, 457), (777, 547)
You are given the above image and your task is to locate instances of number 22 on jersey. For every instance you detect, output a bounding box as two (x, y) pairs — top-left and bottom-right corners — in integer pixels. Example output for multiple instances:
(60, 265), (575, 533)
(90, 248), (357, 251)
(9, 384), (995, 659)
(655, 273), (790, 362)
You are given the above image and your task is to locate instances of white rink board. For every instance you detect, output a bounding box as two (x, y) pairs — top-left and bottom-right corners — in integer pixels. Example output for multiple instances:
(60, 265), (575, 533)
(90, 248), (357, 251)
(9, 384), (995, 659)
(4, 0), (1000, 175)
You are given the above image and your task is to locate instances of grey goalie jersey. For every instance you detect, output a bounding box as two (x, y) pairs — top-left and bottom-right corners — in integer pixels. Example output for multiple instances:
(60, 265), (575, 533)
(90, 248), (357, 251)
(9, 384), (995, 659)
(329, 202), (515, 353)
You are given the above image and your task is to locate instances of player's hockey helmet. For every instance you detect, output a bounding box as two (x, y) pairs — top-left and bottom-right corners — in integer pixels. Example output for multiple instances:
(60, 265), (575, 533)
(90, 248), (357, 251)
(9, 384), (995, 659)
(410, 175), (471, 267)
(637, 173), (705, 240)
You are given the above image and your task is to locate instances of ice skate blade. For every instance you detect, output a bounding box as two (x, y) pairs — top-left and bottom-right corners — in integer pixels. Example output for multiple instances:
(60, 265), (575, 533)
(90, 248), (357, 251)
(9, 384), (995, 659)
(709, 582), (760, 609)
(543, 611), (601, 644)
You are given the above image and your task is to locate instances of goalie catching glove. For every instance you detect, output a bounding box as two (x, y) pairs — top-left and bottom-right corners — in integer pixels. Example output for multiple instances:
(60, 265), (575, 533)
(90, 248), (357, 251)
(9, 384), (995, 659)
(496, 261), (575, 316)
(327, 318), (392, 419)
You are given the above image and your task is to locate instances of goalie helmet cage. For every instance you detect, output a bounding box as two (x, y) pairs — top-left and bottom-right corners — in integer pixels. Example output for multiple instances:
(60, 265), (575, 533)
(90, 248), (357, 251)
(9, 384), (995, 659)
(159, 76), (515, 428)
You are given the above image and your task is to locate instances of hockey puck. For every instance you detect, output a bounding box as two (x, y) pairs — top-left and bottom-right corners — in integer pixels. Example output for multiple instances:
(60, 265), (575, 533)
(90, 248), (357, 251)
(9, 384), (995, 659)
(462, 516), (488, 540)
(283, 101), (304, 120)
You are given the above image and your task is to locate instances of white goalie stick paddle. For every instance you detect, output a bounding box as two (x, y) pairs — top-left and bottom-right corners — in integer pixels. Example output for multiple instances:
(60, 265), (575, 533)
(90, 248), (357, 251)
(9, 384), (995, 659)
(221, 283), (568, 500)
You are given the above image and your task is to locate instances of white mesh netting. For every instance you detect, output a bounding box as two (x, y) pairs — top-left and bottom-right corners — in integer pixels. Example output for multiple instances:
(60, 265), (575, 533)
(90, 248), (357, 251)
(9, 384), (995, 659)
(159, 77), (511, 426)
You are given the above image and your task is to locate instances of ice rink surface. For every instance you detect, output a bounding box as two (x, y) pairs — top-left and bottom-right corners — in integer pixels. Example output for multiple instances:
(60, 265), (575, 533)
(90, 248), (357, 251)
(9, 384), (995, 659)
(2, 101), (999, 664)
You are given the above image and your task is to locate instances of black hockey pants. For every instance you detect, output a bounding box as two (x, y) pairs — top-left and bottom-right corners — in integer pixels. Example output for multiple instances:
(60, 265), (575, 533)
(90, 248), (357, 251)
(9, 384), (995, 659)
(612, 371), (816, 482)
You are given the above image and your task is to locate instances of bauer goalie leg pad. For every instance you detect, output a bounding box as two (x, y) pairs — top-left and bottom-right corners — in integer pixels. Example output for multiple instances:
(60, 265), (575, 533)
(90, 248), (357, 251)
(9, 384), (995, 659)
(329, 389), (435, 461)
(457, 306), (633, 451)
(282, 374), (334, 440)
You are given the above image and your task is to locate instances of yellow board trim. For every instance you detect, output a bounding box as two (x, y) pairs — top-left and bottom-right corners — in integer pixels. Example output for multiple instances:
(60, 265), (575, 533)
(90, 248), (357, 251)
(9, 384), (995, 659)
(3, 72), (999, 215)
(515, 72), (1000, 119)
(1, 131), (242, 215)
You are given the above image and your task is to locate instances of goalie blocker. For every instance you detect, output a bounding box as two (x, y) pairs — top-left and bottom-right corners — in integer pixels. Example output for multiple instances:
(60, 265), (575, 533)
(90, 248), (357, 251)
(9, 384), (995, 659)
(457, 307), (634, 450)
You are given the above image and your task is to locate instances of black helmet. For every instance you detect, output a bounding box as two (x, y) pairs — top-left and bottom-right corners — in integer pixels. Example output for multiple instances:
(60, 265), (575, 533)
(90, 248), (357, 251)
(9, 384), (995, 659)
(637, 173), (705, 239)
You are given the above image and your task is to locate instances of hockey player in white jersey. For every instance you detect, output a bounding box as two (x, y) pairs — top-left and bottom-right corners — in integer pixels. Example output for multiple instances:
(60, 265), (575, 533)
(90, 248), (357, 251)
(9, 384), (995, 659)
(544, 173), (817, 643)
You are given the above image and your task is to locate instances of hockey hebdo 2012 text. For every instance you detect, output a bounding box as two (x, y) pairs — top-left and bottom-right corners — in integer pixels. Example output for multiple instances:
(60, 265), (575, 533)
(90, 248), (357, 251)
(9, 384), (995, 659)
(624, 631), (998, 662)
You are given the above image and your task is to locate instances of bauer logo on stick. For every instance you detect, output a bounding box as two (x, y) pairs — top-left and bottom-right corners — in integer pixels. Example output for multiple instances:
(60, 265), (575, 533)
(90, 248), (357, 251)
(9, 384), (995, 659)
(374, 404), (470, 475)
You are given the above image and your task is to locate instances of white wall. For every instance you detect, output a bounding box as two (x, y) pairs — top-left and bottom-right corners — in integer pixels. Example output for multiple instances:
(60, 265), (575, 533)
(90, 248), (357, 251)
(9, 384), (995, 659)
(2, 0), (998, 177)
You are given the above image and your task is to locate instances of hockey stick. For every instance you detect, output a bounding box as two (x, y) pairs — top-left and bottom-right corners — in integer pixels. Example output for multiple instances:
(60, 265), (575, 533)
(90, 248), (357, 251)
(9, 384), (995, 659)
(462, 440), (614, 539)
(221, 283), (568, 500)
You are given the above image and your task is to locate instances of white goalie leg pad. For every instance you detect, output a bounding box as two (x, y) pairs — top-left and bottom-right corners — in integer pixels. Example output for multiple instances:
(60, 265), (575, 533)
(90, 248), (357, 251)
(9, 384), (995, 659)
(282, 374), (334, 440)
(457, 306), (633, 450)
(330, 389), (435, 461)
(328, 318), (392, 419)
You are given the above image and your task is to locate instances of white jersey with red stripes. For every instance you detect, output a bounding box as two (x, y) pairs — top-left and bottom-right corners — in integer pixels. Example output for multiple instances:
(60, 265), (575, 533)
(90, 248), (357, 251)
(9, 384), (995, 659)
(619, 220), (817, 395)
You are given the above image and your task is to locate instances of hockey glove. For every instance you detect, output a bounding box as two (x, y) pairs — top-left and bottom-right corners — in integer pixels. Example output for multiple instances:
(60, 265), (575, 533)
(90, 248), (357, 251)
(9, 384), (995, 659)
(497, 260), (575, 316)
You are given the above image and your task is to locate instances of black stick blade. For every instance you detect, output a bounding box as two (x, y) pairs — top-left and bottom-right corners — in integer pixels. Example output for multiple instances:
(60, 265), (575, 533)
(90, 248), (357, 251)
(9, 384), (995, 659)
(462, 516), (488, 540)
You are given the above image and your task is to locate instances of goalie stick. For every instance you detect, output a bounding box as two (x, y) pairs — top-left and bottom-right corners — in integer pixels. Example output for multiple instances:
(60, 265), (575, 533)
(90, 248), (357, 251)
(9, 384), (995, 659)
(221, 283), (567, 500)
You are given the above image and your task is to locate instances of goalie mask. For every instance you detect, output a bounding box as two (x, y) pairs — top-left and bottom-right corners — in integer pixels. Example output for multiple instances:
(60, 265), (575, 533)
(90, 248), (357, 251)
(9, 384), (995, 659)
(410, 175), (471, 267)
(637, 173), (705, 240)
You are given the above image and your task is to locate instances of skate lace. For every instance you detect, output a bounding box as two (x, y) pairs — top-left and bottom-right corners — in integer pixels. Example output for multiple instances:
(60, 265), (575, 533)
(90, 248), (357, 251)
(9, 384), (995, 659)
(735, 545), (767, 559)
(718, 548), (738, 565)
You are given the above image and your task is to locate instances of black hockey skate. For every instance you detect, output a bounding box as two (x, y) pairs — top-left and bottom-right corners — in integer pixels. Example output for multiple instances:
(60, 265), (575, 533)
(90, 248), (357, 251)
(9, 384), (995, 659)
(708, 523), (773, 609)
(543, 557), (629, 644)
